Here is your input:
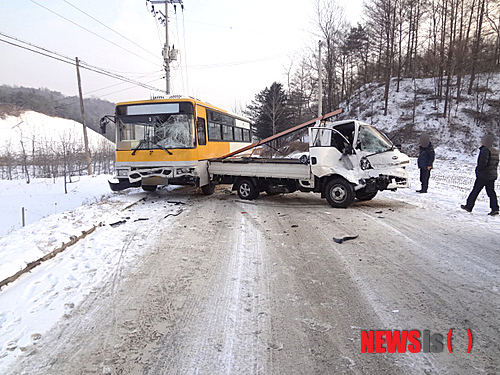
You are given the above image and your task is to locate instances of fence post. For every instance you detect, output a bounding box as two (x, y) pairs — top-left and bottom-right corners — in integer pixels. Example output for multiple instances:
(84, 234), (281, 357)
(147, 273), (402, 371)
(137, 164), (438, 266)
(22, 207), (25, 227)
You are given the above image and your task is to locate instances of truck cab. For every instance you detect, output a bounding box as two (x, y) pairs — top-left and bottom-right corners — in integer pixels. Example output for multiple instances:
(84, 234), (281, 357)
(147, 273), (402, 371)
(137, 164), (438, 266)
(309, 120), (409, 206)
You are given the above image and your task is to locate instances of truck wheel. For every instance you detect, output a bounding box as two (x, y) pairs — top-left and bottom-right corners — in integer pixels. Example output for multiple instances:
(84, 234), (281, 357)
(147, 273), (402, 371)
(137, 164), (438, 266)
(236, 179), (259, 200)
(325, 178), (355, 208)
(142, 185), (157, 192)
(355, 189), (378, 201)
(201, 182), (216, 195)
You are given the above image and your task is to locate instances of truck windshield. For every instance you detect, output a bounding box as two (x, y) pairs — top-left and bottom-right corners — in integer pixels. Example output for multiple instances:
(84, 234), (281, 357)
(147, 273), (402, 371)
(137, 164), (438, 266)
(358, 125), (393, 154)
(118, 113), (194, 149)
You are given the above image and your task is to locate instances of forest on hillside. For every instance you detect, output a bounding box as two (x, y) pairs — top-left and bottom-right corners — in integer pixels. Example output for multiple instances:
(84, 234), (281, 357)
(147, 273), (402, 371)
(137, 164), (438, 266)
(0, 85), (115, 141)
(247, 0), (500, 147)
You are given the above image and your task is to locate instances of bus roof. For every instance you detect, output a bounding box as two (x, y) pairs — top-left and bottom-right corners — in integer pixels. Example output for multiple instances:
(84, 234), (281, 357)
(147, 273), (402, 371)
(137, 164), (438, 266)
(115, 96), (250, 123)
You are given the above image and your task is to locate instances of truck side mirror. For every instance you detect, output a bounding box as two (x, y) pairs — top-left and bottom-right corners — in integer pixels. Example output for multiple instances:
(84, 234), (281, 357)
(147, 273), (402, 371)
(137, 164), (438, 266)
(343, 144), (354, 155)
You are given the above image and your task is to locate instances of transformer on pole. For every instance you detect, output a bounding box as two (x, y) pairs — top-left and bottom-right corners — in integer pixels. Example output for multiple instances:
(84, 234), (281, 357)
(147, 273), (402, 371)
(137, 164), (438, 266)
(150, 0), (183, 95)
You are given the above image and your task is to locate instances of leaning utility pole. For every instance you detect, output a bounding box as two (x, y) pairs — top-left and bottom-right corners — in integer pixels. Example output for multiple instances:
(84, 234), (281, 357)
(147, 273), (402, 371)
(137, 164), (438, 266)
(317, 40), (323, 118)
(150, 0), (182, 95)
(75, 57), (92, 176)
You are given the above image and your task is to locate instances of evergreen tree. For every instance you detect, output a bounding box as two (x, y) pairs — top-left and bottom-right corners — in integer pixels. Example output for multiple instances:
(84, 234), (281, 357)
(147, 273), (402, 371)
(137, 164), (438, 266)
(246, 82), (292, 140)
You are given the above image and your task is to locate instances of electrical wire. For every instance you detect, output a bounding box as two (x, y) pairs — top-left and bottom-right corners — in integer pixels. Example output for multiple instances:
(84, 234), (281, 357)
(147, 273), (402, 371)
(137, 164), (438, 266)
(0, 33), (165, 93)
(62, 0), (159, 59)
(29, 0), (162, 67)
(84, 70), (163, 95)
(95, 77), (164, 98)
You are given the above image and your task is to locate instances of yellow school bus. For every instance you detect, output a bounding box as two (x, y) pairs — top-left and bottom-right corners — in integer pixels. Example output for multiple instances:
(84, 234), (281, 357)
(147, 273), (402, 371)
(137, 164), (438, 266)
(106, 97), (252, 193)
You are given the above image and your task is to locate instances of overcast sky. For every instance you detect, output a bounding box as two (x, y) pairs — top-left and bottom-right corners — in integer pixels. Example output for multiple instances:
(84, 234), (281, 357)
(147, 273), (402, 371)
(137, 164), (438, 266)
(0, 0), (363, 113)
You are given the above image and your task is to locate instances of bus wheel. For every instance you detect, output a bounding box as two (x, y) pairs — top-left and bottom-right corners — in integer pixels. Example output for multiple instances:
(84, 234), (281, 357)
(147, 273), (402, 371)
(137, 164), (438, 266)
(142, 185), (157, 192)
(325, 178), (354, 208)
(236, 179), (259, 200)
(201, 182), (216, 195)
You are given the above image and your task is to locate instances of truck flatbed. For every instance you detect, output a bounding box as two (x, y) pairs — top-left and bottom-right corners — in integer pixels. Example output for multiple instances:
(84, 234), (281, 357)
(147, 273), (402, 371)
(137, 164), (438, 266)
(209, 158), (311, 180)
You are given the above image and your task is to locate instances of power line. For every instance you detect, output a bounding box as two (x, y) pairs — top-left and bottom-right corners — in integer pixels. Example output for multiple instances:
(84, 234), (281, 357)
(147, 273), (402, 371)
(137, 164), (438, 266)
(29, 0), (162, 67)
(84, 71), (163, 95)
(94, 77), (165, 98)
(0, 32), (165, 93)
(61, 0), (159, 60)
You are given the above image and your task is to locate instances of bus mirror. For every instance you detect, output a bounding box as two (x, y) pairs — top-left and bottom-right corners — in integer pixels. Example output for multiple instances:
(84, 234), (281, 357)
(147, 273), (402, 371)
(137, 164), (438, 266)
(99, 117), (108, 134)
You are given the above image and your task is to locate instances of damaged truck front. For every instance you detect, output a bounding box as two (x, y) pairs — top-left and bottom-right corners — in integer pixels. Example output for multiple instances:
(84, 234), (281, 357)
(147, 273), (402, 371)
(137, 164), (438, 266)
(309, 120), (409, 206)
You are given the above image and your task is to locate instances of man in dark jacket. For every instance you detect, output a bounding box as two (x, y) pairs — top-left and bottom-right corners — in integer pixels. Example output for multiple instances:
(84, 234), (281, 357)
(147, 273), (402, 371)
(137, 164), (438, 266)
(417, 133), (435, 193)
(461, 134), (499, 216)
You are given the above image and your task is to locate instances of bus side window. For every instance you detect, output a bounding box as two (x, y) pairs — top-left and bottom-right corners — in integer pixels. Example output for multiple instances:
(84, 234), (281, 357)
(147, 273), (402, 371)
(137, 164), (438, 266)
(243, 129), (251, 142)
(197, 117), (207, 145)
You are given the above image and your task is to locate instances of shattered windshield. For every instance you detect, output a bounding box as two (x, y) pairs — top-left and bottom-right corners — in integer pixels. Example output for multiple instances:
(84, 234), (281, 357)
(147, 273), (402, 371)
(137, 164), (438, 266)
(358, 125), (393, 154)
(118, 114), (194, 149)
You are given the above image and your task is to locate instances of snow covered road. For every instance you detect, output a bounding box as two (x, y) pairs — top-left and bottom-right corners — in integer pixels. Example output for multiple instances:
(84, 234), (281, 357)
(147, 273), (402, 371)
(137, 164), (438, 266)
(2, 182), (499, 374)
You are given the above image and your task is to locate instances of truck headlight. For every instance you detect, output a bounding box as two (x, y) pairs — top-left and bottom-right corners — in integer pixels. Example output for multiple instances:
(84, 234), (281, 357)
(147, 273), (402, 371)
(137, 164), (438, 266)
(117, 169), (129, 176)
(360, 157), (373, 170)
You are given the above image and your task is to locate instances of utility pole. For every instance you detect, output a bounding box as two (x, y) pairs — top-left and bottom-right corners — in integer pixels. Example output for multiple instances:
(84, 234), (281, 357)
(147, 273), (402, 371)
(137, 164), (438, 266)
(317, 40), (323, 118)
(75, 57), (92, 176)
(150, 0), (182, 95)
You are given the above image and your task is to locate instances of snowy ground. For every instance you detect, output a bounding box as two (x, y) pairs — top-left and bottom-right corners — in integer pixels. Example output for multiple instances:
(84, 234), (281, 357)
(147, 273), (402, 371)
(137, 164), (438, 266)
(0, 159), (499, 373)
(389, 158), (500, 233)
(0, 177), (183, 372)
(0, 175), (113, 237)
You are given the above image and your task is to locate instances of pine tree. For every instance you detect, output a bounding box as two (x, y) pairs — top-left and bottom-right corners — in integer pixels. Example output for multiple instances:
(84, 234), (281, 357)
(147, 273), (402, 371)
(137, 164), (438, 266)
(246, 82), (292, 140)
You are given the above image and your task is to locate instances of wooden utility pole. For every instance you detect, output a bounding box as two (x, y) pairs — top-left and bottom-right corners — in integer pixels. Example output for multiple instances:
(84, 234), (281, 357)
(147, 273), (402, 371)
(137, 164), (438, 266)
(318, 40), (323, 117)
(75, 57), (92, 175)
(150, 0), (182, 95)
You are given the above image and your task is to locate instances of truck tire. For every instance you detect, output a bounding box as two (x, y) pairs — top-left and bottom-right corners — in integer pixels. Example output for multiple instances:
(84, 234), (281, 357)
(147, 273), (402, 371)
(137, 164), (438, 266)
(142, 185), (157, 192)
(236, 179), (259, 200)
(325, 178), (355, 208)
(355, 189), (378, 201)
(201, 182), (216, 195)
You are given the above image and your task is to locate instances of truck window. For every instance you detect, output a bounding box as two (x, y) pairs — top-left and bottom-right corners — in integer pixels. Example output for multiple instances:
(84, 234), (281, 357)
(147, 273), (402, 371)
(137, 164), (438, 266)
(358, 125), (393, 153)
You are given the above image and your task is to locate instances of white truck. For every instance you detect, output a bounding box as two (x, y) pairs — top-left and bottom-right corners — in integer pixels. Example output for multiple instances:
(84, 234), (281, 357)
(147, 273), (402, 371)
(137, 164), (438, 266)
(207, 119), (410, 208)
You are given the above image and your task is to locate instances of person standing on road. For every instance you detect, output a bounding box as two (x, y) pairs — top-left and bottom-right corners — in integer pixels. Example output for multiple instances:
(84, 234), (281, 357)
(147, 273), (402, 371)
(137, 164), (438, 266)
(417, 133), (435, 193)
(461, 134), (499, 216)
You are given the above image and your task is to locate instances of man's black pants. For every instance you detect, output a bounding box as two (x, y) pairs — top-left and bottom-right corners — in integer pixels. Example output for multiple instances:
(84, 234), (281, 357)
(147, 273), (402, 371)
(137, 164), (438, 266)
(420, 168), (431, 192)
(465, 178), (499, 211)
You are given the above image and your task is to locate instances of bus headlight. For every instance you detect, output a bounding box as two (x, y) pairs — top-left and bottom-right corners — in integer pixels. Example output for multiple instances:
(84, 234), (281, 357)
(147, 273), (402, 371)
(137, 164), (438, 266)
(117, 169), (129, 176)
(176, 168), (195, 174)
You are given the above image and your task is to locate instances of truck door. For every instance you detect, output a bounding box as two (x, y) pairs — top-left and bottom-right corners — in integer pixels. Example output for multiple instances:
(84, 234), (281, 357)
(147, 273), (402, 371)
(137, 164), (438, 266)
(309, 126), (357, 178)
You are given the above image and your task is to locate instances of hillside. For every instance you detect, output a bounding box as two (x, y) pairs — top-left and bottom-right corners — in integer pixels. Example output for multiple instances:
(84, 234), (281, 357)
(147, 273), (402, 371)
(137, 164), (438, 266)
(0, 111), (114, 179)
(0, 85), (116, 142)
(340, 72), (500, 160)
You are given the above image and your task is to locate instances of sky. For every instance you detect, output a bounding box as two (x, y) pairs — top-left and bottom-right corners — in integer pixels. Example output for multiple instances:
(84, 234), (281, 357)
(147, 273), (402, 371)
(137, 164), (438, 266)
(0, 0), (363, 113)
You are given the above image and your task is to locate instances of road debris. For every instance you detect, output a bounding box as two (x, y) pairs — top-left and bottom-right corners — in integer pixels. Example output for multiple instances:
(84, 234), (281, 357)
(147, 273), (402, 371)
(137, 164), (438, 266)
(333, 235), (359, 244)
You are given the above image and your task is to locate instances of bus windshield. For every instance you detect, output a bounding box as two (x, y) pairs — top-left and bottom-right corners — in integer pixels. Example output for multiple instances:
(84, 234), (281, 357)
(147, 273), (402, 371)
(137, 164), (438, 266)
(118, 113), (195, 150)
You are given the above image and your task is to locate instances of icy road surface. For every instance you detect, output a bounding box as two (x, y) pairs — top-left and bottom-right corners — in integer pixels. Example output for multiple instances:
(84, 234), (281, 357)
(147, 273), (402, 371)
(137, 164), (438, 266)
(3, 183), (499, 375)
